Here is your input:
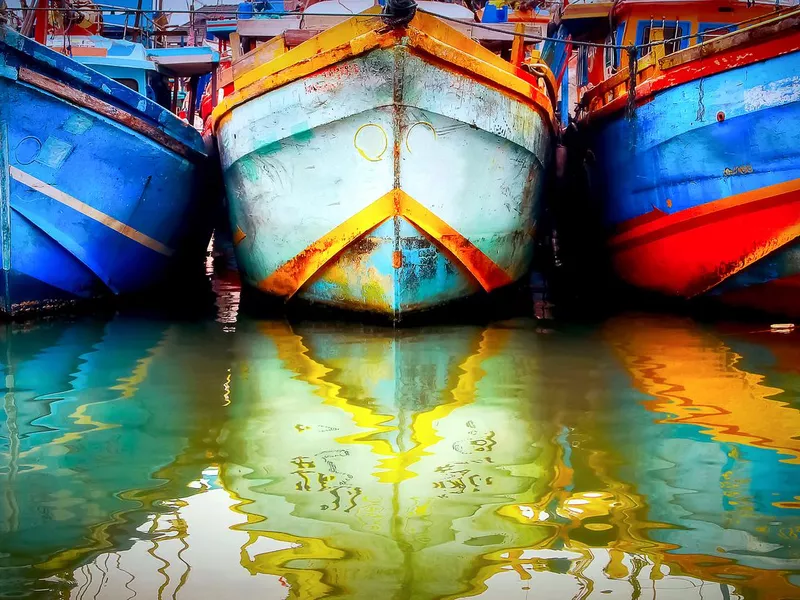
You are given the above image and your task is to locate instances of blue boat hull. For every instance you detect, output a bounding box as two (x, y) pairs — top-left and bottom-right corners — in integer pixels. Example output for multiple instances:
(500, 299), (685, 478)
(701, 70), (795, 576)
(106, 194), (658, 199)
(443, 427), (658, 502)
(585, 43), (800, 311)
(0, 28), (209, 315)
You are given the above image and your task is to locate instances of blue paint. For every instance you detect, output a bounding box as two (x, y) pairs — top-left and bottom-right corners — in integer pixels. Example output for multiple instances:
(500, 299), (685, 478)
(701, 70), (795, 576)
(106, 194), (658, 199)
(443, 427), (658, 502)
(481, 4), (508, 23)
(0, 26), (209, 315)
(588, 49), (800, 227)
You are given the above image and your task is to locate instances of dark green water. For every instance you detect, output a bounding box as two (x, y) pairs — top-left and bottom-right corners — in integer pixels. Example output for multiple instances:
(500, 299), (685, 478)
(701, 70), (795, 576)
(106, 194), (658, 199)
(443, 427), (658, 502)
(2, 273), (800, 599)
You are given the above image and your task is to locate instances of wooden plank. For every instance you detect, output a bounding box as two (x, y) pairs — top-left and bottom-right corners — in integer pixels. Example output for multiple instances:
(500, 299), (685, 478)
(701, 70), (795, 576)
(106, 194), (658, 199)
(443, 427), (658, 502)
(580, 50), (656, 107)
(284, 29), (325, 48)
(300, 15), (350, 30)
(18, 67), (197, 160)
(229, 32), (242, 61)
(472, 22), (542, 42)
(236, 17), (301, 39)
(232, 35), (287, 80)
(218, 66), (233, 89)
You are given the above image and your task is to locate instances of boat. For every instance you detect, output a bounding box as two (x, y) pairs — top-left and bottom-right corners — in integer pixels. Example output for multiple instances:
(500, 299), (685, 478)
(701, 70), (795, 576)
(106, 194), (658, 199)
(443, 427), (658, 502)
(0, 7), (210, 316)
(208, 0), (557, 319)
(560, 0), (800, 316)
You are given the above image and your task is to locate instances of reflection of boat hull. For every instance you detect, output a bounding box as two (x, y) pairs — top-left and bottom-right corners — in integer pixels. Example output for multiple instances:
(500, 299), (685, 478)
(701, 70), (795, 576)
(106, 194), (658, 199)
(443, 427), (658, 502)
(220, 320), (558, 599)
(605, 315), (800, 581)
(214, 15), (552, 318)
(0, 28), (208, 316)
(589, 29), (800, 312)
(0, 317), (229, 597)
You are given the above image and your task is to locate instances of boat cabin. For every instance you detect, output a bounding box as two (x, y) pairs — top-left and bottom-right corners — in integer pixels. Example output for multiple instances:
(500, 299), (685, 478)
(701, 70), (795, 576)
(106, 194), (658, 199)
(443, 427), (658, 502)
(564, 0), (787, 91)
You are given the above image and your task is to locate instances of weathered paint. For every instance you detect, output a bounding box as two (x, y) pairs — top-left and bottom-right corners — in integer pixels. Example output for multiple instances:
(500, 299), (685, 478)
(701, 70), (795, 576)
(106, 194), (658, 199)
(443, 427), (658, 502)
(583, 23), (800, 310)
(0, 26), (209, 316)
(215, 14), (553, 318)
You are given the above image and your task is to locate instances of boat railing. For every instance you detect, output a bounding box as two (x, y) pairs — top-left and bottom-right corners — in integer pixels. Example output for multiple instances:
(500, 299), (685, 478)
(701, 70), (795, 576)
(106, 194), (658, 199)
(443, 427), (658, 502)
(578, 5), (800, 118)
(218, 9), (558, 109)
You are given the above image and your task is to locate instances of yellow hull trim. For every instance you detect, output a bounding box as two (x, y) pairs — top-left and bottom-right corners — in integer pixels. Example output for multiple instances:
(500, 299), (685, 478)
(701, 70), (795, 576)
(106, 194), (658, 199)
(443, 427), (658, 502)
(257, 188), (513, 300)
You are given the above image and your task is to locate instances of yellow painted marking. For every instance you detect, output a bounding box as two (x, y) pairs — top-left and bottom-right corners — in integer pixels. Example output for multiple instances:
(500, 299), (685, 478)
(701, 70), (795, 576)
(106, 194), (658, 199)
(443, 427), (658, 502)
(396, 190), (513, 291)
(259, 189), (512, 298)
(353, 123), (388, 162)
(9, 166), (173, 257)
(405, 121), (437, 153)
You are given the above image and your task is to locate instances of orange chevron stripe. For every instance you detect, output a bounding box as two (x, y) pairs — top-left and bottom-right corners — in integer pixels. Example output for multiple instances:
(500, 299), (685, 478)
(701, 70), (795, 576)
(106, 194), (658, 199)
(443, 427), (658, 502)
(396, 190), (513, 291)
(258, 190), (394, 297)
(257, 189), (512, 299)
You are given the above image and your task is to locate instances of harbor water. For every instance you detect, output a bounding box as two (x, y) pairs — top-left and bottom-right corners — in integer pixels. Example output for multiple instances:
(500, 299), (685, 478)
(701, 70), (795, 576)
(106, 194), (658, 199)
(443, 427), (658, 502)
(1, 270), (800, 599)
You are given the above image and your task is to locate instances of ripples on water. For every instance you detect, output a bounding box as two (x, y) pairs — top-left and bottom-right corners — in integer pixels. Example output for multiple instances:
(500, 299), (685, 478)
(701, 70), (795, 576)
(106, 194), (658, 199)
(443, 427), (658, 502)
(1, 272), (800, 600)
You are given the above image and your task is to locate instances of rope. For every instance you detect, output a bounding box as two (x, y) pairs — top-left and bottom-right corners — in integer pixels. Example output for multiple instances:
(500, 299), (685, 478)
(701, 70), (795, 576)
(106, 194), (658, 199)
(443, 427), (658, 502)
(419, 4), (799, 51)
(625, 45), (637, 119)
(12, 6), (397, 18)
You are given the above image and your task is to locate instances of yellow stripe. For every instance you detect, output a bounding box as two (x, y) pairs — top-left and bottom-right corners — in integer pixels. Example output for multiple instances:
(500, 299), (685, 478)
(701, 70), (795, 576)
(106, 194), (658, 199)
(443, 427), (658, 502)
(258, 190), (394, 297)
(10, 166), (173, 257)
(259, 189), (512, 298)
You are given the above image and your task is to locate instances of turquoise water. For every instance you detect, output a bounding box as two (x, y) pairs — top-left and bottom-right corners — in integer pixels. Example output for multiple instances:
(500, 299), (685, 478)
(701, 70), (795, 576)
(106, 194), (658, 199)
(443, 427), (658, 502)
(1, 273), (800, 599)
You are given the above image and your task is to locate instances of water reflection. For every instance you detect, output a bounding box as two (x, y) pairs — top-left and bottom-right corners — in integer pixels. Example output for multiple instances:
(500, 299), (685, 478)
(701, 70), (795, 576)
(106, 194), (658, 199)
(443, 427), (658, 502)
(1, 307), (799, 599)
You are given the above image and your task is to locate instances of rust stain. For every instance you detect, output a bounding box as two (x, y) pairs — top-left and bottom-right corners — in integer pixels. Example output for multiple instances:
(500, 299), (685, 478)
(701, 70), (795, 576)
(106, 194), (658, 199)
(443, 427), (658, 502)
(392, 250), (403, 269)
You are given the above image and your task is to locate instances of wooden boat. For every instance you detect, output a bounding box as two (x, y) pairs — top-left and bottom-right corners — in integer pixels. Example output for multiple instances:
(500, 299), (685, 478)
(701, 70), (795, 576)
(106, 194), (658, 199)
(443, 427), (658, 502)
(209, 2), (556, 319)
(0, 13), (209, 316)
(561, 0), (800, 316)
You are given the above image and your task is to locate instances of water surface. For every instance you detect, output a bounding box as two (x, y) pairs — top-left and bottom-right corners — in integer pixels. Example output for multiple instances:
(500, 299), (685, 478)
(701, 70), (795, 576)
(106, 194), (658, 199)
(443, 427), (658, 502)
(1, 278), (800, 599)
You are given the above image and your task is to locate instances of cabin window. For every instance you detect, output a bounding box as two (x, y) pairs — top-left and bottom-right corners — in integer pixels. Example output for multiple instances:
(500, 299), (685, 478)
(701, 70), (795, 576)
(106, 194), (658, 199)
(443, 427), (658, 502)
(114, 78), (139, 92)
(697, 22), (737, 44)
(636, 20), (691, 56)
(147, 73), (173, 110)
(577, 46), (589, 87)
(613, 22), (625, 71)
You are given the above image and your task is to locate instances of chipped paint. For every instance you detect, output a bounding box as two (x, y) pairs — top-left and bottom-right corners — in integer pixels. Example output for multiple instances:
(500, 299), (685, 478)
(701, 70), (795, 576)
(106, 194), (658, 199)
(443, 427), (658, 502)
(744, 75), (800, 112)
(218, 19), (551, 317)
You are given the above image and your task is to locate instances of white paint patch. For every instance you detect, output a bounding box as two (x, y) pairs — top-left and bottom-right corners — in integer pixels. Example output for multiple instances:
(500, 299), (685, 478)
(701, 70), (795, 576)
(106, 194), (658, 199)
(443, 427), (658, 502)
(744, 75), (800, 112)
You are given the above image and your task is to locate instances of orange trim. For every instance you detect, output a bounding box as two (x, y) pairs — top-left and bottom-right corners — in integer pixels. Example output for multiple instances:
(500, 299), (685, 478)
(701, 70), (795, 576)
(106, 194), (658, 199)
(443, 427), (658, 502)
(397, 190), (513, 291)
(258, 189), (512, 299)
(610, 177), (800, 251)
(258, 190), (395, 297)
(582, 10), (800, 123)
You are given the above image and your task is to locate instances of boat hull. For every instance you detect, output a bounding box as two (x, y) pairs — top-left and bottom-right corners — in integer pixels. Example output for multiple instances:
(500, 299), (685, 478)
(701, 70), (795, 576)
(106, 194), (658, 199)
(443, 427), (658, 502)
(0, 28), (208, 316)
(217, 41), (551, 318)
(587, 41), (800, 314)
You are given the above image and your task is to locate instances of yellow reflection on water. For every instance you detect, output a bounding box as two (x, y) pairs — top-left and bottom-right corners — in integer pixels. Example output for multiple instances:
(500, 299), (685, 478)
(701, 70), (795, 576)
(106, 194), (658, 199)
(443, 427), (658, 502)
(2, 315), (800, 599)
(607, 315), (800, 465)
